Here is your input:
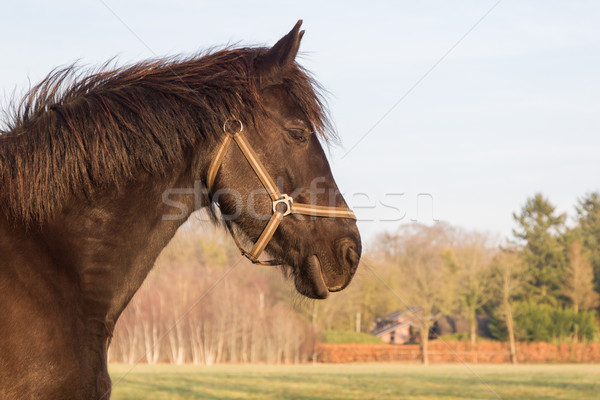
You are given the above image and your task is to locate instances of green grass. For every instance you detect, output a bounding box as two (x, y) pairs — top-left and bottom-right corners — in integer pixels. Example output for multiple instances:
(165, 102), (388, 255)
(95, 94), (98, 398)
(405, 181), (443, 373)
(321, 329), (385, 344)
(109, 363), (600, 400)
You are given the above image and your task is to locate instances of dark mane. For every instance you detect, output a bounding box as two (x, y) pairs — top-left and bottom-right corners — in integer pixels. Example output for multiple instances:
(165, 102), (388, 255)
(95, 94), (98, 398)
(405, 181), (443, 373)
(0, 47), (331, 224)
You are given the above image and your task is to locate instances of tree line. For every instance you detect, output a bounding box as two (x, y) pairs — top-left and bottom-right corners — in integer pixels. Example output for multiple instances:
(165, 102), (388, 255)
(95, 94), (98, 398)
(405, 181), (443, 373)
(109, 191), (600, 364)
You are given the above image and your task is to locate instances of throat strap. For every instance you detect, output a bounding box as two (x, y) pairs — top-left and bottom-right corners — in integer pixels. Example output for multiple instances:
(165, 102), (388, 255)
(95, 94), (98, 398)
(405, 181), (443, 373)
(207, 119), (356, 265)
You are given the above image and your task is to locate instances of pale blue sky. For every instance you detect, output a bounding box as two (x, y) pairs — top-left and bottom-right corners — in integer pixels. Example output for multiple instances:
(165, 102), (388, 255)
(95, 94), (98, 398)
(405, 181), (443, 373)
(2, 1), (599, 242)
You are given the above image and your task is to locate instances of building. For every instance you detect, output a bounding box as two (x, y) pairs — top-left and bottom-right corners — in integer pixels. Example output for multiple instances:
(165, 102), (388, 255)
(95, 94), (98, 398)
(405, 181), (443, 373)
(372, 308), (492, 344)
(371, 307), (422, 344)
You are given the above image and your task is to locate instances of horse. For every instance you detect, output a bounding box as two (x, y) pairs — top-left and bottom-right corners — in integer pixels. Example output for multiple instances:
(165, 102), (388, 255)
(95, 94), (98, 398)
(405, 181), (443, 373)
(0, 20), (361, 399)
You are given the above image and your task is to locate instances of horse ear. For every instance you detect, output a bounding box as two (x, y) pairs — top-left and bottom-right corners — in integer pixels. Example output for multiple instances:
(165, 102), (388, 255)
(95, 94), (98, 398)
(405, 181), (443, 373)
(255, 20), (304, 86)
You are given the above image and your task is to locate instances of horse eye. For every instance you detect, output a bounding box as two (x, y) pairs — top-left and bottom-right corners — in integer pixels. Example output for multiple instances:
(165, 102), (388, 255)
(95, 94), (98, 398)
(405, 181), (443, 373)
(288, 129), (308, 143)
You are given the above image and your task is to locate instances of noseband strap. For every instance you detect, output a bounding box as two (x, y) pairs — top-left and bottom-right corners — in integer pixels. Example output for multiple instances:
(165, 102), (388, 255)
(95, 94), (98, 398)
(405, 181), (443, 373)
(206, 119), (356, 265)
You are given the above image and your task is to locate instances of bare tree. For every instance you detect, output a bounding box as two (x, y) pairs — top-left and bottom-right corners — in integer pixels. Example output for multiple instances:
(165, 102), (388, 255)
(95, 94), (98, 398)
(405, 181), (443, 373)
(377, 223), (459, 364)
(563, 241), (599, 313)
(492, 248), (526, 364)
(563, 241), (599, 342)
(444, 231), (496, 347)
(112, 300), (141, 363)
(134, 286), (163, 364)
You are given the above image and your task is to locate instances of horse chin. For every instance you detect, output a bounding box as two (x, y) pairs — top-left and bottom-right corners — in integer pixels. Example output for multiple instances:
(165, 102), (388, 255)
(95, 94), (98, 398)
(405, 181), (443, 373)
(293, 255), (329, 299)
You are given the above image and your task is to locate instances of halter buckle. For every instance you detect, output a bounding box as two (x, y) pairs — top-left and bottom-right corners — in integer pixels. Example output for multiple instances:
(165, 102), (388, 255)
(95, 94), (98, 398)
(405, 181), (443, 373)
(273, 194), (293, 216)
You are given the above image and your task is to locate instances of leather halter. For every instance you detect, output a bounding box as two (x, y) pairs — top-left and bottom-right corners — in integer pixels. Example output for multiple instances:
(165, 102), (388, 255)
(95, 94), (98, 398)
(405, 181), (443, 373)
(206, 119), (356, 265)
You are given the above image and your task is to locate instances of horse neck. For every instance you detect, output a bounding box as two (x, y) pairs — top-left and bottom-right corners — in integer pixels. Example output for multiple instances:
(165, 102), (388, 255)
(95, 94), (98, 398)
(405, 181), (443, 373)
(40, 148), (212, 331)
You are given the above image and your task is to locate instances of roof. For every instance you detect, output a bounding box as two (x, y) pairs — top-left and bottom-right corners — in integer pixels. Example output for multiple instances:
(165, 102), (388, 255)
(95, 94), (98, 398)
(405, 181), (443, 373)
(376, 307), (423, 322)
(372, 320), (416, 337)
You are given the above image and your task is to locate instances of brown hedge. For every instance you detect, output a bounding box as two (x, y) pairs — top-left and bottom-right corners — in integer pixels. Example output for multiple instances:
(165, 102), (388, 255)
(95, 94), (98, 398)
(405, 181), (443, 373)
(316, 341), (600, 363)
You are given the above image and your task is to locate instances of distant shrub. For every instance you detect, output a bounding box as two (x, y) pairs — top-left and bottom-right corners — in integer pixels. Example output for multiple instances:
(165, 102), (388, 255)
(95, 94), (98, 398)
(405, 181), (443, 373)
(321, 330), (385, 344)
(575, 311), (598, 341)
(487, 308), (508, 341)
(514, 303), (598, 342)
(437, 333), (469, 341)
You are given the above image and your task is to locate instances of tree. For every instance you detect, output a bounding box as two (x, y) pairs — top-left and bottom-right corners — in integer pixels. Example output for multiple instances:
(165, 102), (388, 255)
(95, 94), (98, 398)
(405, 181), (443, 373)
(376, 223), (458, 364)
(512, 193), (567, 305)
(491, 248), (526, 364)
(444, 232), (496, 347)
(574, 192), (600, 292)
(563, 240), (599, 343)
(563, 241), (599, 313)
(513, 304), (597, 343)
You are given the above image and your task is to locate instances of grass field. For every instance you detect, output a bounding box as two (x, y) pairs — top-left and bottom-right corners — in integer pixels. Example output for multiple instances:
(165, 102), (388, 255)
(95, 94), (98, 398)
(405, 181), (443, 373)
(108, 363), (600, 400)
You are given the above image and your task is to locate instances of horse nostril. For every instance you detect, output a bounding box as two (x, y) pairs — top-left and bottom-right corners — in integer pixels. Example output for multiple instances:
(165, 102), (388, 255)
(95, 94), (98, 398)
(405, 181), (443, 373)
(345, 246), (359, 270)
(325, 238), (361, 292)
(336, 238), (360, 273)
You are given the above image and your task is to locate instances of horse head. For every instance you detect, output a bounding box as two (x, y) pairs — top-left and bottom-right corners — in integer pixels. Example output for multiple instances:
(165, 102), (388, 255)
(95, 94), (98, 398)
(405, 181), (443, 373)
(205, 21), (361, 298)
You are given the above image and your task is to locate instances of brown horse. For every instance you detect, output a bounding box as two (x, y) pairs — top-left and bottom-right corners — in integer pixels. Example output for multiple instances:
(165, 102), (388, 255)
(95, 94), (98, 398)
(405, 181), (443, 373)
(0, 21), (360, 399)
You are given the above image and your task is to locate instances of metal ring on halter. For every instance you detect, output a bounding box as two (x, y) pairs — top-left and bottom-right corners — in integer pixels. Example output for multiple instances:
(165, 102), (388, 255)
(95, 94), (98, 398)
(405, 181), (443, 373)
(273, 194), (293, 216)
(223, 119), (243, 135)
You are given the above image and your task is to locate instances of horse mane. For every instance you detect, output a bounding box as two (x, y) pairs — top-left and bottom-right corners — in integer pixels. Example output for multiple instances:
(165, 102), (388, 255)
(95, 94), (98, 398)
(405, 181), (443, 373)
(0, 47), (332, 224)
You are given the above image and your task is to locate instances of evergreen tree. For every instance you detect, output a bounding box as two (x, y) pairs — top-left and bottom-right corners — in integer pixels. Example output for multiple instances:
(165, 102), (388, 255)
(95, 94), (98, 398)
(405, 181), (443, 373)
(512, 193), (567, 305)
(574, 192), (600, 292)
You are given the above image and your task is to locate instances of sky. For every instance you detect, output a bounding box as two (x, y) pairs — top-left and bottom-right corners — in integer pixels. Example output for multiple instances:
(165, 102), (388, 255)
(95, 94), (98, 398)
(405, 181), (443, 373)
(1, 1), (599, 243)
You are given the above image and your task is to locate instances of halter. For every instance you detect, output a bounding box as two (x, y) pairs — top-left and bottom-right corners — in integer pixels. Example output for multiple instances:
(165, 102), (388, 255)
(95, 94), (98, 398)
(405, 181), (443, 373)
(206, 119), (356, 266)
